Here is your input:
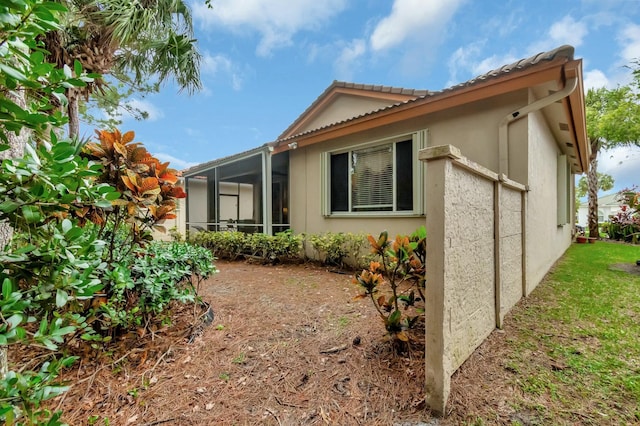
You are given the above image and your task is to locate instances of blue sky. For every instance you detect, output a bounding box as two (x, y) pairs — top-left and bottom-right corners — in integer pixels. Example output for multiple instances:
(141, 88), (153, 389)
(84, 0), (640, 192)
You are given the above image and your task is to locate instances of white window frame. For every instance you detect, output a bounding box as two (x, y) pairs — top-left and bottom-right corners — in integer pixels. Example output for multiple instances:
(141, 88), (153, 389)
(321, 129), (427, 217)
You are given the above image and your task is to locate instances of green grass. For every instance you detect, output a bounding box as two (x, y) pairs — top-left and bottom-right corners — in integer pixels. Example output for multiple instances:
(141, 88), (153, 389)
(503, 242), (640, 424)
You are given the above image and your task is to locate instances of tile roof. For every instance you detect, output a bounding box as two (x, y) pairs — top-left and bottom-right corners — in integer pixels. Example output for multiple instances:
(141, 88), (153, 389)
(277, 81), (430, 139)
(273, 45), (575, 144)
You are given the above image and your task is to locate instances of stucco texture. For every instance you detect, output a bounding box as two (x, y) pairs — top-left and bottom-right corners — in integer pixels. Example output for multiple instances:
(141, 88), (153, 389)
(499, 187), (523, 319)
(443, 163), (496, 372)
(525, 109), (572, 292)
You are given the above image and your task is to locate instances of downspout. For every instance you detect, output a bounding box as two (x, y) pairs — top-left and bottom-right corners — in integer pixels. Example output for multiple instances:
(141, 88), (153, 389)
(495, 75), (578, 325)
(498, 76), (578, 176)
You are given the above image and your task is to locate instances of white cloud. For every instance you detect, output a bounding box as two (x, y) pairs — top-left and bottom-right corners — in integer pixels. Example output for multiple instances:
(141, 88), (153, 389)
(154, 152), (198, 170)
(334, 38), (367, 80)
(202, 53), (244, 90)
(618, 23), (640, 63)
(370, 0), (464, 52)
(583, 69), (610, 91)
(202, 53), (233, 75)
(192, 0), (348, 57)
(471, 54), (518, 76)
(446, 42), (517, 86)
(598, 145), (640, 191)
(446, 42), (483, 85)
(548, 16), (588, 48)
(528, 15), (588, 56)
(122, 99), (164, 121)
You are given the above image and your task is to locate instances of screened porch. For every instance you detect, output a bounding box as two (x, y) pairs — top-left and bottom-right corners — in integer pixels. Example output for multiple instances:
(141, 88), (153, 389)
(183, 147), (289, 235)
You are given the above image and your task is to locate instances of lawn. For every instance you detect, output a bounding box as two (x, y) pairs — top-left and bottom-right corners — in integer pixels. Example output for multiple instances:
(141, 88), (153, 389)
(448, 241), (640, 425)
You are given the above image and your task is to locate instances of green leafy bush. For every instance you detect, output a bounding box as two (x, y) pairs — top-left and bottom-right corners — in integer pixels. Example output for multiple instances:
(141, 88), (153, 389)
(0, 1), (209, 424)
(308, 232), (348, 266)
(0, 141), (117, 424)
(190, 230), (374, 268)
(308, 232), (372, 269)
(97, 241), (216, 331)
(191, 230), (302, 263)
(608, 189), (640, 244)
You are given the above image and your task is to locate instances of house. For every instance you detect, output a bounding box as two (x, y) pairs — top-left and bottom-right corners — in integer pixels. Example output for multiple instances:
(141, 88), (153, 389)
(577, 192), (626, 227)
(181, 45), (588, 413)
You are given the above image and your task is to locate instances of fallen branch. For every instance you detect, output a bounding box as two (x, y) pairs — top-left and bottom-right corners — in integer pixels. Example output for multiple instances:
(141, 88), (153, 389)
(319, 344), (348, 354)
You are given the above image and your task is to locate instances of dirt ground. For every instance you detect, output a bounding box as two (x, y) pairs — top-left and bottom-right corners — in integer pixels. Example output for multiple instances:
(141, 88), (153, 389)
(30, 260), (525, 425)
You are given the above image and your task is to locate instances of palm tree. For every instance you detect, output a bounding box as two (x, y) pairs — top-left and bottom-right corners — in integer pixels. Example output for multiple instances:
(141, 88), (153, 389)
(585, 86), (640, 238)
(42, 0), (202, 137)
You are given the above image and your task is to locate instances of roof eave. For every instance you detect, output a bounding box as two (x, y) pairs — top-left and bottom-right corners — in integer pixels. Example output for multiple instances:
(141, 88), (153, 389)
(562, 59), (590, 173)
(272, 57), (569, 155)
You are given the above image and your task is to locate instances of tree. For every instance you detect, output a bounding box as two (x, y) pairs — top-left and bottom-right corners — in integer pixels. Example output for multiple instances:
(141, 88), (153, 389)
(0, 0), (94, 379)
(576, 173), (614, 220)
(41, 0), (202, 137)
(577, 173), (614, 199)
(585, 85), (640, 238)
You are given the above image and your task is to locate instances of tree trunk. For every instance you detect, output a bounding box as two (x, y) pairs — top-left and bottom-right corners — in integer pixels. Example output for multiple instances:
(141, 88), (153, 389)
(587, 139), (600, 239)
(67, 91), (80, 139)
(0, 89), (27, 378)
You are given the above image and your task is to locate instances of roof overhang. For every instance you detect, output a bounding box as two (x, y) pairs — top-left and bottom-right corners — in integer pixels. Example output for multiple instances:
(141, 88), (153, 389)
(271, 50), (590, 173)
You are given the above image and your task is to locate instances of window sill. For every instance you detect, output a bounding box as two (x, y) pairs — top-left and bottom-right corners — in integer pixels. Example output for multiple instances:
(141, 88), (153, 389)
(324, 212), (425, 219)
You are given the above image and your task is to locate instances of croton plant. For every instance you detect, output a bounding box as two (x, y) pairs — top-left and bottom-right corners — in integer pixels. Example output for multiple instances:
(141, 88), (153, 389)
(83, 129), (186, 258)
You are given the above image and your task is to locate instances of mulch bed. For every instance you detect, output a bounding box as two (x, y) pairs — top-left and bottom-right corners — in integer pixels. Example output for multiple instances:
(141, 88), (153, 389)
(13, 260), (432, 425)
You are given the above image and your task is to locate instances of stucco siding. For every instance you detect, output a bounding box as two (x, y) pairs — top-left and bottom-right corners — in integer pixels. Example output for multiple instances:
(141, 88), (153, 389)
(526, 109), (572, 292)
(500, 188), (523, 315)
(426, 91), (527, 173)
(421, 145), (527, 413)
(444, 165), (495, 371)
(300, 95), (400, 135)
(288, 91), (528, 238)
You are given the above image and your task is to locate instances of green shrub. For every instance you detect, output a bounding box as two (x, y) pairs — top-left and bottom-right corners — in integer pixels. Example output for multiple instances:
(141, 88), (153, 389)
(97, 241), (216, 331)
(190, 230), (302, 263)
(608, 190), (640, 244)
(190, 230), (376, 268)
(307, 232), (372, 269)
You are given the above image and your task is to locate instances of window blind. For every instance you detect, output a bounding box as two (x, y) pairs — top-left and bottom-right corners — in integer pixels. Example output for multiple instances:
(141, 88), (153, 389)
(351, 144), (393, 210)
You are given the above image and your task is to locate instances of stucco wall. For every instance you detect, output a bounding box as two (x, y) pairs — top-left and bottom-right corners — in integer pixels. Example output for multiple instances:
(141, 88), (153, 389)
(421, 145), (526, 414)
(525, 109), (572, 291)
(289, 91), (528, 238)
(499, 187), (524, 318)
(425, 91), (527, 175)
(443, 163), (496, 371)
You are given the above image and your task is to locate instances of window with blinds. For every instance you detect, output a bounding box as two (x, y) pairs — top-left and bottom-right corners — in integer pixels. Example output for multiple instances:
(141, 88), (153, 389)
(329, 139), (413, 213)
(352, 144), (393, 211)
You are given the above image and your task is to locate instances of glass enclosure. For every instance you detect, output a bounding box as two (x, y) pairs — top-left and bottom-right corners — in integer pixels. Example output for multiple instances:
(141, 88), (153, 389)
(185, 150), (289, 235)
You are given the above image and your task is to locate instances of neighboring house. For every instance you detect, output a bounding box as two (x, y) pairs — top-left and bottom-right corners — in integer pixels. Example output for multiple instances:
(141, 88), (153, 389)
(181, 45), (589, 413)
(577, 192), (626, 227)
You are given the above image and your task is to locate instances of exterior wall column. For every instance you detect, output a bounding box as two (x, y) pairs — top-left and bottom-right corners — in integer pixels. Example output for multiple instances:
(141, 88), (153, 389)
(421, 150), (449, 414)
